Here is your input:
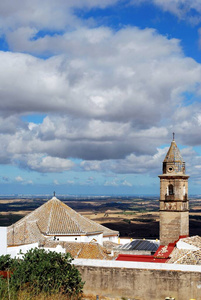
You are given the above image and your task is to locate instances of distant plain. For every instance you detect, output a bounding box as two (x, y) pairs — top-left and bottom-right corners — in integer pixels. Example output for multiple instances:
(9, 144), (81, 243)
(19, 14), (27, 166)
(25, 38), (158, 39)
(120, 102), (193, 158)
(0, 196), (201, 239)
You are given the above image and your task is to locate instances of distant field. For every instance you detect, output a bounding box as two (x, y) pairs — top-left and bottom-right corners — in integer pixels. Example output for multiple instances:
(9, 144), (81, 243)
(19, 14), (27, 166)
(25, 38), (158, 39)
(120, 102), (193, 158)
(0, 196), (201, 238)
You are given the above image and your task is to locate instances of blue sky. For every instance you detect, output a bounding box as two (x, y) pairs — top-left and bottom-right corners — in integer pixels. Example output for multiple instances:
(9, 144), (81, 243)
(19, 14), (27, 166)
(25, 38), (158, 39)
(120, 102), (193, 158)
(1, 0), (201, 195)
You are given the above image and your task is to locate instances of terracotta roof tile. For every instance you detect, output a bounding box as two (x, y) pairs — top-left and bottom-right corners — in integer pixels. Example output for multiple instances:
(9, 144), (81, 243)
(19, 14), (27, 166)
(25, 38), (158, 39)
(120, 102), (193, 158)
(167, 236), (201, 265)
(42, 240), (112, 260)
(168, 248), (201, 265)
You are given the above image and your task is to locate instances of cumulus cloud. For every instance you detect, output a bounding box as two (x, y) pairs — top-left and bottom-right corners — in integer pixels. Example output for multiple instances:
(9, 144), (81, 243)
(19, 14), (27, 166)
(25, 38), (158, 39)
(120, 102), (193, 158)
(81, 147), (168, 175)
(17, 154), (75, 173)
(80, 145), (201, 184)
(0, 0), (118, 33)
(154, 0), (201, 24)
(0, 1), (201, 179)
(14, 176), (33, 185)
(0, 27), (201, 122)
(132, 0), (201, 24)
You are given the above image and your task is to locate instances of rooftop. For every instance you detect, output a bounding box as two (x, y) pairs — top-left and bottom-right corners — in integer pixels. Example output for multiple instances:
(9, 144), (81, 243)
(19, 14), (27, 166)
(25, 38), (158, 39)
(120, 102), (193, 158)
(167, 236), (201, 265)
(114, 239), (159, 252)
(43, 240), (112, 260)
(7, 196), (118, 246)
(168, 248), (201, 265)
(178, 235), (201, 248)
(163, 139), (184, 163)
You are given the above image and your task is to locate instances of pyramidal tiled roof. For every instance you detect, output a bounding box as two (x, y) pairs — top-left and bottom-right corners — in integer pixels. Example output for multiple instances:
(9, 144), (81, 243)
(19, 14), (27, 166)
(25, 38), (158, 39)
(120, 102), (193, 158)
(164, 139), (184, 163)
(7, 197), (118, 246)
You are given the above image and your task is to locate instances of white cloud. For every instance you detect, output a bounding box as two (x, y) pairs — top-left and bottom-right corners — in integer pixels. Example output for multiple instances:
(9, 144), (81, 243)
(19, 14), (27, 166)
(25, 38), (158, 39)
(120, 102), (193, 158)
(104, 179), (132, 187)
(0, 2), (201, 177)
(132, 0), (201, 25)
(67, 180), (75, 184)
(0, 0), (118, 33)
(0, 27), (200, 125)
(0, 26), (200, 127)
(53, 179), (59, 185)
(122, 180), (132, 187)
(15, 176), (23, 182)
(104, 180), (118, 186)
(81, 147), (168, 175)
(154, 0), (201, 24)
(17, 154), (75, 173)
(15, 176), (33, 184)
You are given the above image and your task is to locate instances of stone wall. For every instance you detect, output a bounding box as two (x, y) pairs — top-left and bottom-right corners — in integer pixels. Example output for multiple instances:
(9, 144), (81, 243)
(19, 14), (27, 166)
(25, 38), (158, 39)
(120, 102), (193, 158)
(74, 260), (201, 300)
(160, 211), (189, 245)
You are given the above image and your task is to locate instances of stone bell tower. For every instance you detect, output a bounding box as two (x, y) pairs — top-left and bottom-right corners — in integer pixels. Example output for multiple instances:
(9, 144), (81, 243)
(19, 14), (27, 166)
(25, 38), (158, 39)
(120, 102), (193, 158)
(159, 134), (189, 245)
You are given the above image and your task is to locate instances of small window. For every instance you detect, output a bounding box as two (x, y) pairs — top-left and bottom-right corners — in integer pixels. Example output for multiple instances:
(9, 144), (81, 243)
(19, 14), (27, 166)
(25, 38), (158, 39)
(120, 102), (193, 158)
(183, 185), (186, 196)
(169, 184), (174, 195)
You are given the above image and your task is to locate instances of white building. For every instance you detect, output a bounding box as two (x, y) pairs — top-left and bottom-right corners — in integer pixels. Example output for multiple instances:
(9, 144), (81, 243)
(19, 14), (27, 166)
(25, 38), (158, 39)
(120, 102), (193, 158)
(0, 227), (7, 255)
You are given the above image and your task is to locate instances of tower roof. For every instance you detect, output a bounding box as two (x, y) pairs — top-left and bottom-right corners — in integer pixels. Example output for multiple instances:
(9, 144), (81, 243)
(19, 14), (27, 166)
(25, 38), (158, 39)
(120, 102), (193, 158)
(7, 196), (118, 246)
(163, 139), (184, 163)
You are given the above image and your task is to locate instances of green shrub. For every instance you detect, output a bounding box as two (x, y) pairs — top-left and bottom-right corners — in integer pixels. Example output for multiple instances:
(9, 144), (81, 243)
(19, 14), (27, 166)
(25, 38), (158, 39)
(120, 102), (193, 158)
(0, 275), (9, 300)
(0, 254), (16, 271)
(0, 248), (84, 299)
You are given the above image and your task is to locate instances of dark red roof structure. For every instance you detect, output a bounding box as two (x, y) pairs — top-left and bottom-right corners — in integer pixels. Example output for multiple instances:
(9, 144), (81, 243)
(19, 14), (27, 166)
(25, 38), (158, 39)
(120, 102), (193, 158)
(116, 239), (183, 263)
(116, 254), (168, 263)
(154, 243), (176, 259)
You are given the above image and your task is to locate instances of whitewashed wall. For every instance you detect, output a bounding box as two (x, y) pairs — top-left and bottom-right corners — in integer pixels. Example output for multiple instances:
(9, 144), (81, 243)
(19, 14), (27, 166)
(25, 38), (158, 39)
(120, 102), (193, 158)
(0, 227), (7, 255)
(103, 235), (119, 243)
(73, 258), (201, 272)
(7, 243), (39, 258)
(51, 233), (103, 245)
(7, 243), (65, 258)
(177, 240), (200, 250)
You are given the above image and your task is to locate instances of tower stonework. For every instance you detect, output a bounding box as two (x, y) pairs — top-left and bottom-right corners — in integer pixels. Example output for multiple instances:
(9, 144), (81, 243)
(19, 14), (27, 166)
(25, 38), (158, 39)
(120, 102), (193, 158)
(159, 137), (189, 245)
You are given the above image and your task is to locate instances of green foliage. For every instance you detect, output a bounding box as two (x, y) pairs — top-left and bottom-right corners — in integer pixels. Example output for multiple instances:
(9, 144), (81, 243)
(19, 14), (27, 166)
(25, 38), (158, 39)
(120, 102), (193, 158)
(0, 275), (9, 299)
(122, 211), (136, 215)
(0, 248), (84, 299)
(122, 219), (131, 224)
(0, 254), (16, 271)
